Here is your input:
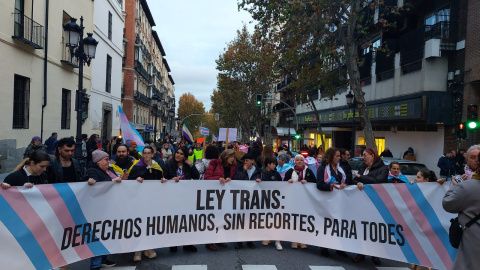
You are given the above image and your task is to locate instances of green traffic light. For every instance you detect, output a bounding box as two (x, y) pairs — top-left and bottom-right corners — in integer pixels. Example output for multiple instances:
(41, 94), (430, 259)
(468, 121), (477, 129)
(295, 134), (300, 139)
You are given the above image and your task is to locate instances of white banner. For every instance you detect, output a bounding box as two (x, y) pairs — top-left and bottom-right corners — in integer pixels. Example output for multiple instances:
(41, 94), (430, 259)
(0, 181), (456, 270)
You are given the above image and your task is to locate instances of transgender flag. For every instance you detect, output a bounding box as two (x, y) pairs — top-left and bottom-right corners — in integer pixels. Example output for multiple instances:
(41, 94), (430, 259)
(212, 134), (218, 142)
(182, 124), (194, 144)
(118, 105), (145, 153)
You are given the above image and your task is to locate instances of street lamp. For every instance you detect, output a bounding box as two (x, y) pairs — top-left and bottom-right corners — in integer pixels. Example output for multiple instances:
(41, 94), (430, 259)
(346, 91), (356, 155)
(286, 114), (293, 151)
(63, 16), (98, 164)
(151, 93), (161, 141)
(168, 108), (175, 135)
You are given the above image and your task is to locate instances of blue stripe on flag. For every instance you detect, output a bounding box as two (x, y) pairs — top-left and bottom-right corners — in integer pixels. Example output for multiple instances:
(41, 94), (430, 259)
(0, 194), (52, 269)
(53, 184), (110, 256)
(363, 185), (419, 264)
(407, 184), (457, 260)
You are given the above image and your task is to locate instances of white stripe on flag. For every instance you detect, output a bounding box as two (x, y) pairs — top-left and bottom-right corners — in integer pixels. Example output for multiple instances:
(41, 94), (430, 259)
(309, 267), (345, 270)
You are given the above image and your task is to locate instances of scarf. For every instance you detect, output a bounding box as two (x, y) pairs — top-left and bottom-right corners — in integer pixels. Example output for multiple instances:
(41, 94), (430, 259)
(465, 165), (475, 180)
(388, 171), (408, 183)
(472, 167), (480, 180)
(292, 164), (306, 182)
(324, 163), (346, 184)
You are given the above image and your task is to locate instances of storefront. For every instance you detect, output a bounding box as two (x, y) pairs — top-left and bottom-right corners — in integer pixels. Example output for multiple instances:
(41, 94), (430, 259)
(271, 127), (298, 151)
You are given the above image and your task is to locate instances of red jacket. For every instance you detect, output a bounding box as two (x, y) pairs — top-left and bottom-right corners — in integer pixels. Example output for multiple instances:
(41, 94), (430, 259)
(204, 158), (236, 180)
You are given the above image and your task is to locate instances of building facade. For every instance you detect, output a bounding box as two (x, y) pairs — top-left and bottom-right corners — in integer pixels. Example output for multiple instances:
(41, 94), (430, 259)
(90, 0), (125, 141)
(122, 0), (175, 143)
(0, 0), (94, 172)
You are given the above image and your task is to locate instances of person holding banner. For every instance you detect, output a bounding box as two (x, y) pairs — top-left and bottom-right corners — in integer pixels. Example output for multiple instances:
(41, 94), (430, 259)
(86, 150), (121, 269)
(127, 146), (164, 261)
(276, 154), (293, 180)
(163, 146), (200, 253)
(316, 148), (348, 258)
(387, 162), (409, 183)
(196, 145), (220, 180)
(351, 147), (388, 265)
(284, 154), (316, 249)
(1, 151), (51, 189)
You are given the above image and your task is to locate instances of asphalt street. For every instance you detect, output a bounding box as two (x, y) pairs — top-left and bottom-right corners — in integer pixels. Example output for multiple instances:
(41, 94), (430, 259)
(66, 241), (412, 270)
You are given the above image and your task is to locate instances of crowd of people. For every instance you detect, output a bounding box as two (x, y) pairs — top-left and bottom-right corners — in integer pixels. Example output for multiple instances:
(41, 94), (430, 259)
(2, 134), (479, 269)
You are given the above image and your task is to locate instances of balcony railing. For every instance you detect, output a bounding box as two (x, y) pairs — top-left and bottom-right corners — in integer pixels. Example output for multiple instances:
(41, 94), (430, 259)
(135, 60), (150, 81)
(12, 13), (44, 49)
(134, 91), (151, 106)
(425, 21), (457, 41)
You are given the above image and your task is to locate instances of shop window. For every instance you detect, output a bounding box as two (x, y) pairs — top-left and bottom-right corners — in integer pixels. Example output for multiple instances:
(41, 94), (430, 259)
(357, 136), (385, 155)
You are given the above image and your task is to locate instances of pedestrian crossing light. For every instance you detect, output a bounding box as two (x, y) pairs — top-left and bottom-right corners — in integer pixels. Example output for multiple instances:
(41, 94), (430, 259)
(256, 94), (262, 106)
(458, 122), (467, 139)
(467, 104), (478, 129)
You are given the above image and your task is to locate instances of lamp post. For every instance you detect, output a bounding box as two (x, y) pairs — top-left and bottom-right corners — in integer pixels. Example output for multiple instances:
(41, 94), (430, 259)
(63, 16), (98, 163)
(286, 114), (293, 151)
(168, 108), (175, 134)
(151, 93), (161, 141)
(346, 91), (356, 156)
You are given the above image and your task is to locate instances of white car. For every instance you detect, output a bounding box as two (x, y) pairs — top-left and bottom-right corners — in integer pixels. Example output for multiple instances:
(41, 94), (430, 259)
(349, 157), (428, 183)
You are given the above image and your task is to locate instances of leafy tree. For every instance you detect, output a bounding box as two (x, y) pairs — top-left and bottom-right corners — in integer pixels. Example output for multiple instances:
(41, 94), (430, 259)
(177, 93), (205, 141)
(238, 0), (403, 149)
(213, 25), (277, 141)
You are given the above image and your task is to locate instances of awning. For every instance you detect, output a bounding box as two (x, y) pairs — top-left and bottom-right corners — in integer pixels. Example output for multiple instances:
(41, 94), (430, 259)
(272, 127), (297, 137)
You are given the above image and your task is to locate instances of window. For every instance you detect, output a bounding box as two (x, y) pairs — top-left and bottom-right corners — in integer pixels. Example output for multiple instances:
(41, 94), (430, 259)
(14, 0), (24, 37)
(358, 136), (385, 154)
(61, 89), (71, 129)
(108, 12), (112, 40)
(13, 74), (30, 129)
(106, 54), (112, 93)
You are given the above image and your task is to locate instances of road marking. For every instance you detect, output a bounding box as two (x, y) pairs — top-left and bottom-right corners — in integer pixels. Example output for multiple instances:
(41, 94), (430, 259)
(172, 266), (208, 270)
(242, 266), (278, 270)
(309, 267), (346, 270)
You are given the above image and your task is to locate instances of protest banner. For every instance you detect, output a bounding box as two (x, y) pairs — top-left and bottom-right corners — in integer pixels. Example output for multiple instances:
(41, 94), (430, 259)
(0, 181), (456, 270)
(218, 128), (237, 142)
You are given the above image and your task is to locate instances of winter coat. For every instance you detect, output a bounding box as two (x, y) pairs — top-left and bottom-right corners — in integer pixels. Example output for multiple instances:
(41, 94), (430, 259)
(128, 160), (164, 180)
(47, 158), (86, 183)
(284, 167), (316, 183)
(351, 159), (389, 185)
(204, 159), (236, 180)
(443, 179), (480, 269)
(4, 168), (49, 186)
(164, 160), (200, 180)
(86, 140), (98, 162)
(23, 143), (47, 159)
(161, 147), (173, 162)
(234, 166), (262, 181)
(316, 164), (345, 191)
(44, 136), (59, 155)
(195, 159), (212, 175)
(260, 169), (282, 182)
(87, 165), (115, 182)
(437, 156), (455, 176)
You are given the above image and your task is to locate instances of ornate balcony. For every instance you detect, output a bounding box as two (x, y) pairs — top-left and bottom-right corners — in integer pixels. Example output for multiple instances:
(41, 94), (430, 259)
(12, 13), (44, 49)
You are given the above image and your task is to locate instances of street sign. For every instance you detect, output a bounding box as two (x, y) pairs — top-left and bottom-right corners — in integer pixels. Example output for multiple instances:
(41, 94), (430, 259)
(145, 125), (153, 132)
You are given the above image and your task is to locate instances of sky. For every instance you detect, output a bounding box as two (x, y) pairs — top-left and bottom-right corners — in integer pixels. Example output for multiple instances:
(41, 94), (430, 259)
(148, 1), (255, 111)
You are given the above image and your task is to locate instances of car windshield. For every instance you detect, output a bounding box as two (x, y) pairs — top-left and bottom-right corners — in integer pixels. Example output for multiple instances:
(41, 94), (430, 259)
(398, 163), (427, 175)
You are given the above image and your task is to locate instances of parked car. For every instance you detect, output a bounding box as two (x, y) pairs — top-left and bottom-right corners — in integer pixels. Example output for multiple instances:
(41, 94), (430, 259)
(349, 157), (428, 183)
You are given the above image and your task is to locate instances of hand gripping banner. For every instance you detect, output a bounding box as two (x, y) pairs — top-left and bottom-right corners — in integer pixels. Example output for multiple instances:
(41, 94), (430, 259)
(0, 181), (456, 270)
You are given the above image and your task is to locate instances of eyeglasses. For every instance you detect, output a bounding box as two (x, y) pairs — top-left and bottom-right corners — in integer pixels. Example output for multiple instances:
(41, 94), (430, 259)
(362, 153), (371, 157)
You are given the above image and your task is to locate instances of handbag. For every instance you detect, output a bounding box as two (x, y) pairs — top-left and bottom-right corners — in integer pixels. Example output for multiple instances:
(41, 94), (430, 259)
(449, 212), (480, 248)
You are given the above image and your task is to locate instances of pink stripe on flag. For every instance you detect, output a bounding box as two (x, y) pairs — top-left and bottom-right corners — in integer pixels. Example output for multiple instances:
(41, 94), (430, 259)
(372, 184), (433, 267)
(1, 187), (68, 267)
(36, 185), (94, 260)
(395, 184), (453, 269)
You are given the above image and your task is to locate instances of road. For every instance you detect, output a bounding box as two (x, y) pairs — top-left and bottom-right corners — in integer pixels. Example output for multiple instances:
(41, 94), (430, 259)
(66, 242), (412, 270)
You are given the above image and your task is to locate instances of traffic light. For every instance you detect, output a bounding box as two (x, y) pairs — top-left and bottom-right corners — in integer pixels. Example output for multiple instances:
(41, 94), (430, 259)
(295, 134), (300, 139)
(457, 122), (467, 139)
(467, 104), (478, 129)
(256, 94), (262, 106)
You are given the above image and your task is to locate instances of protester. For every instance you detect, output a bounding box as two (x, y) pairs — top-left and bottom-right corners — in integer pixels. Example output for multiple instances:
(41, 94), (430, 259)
(128, 146), (164, 261)
(338, 149), (352, 184)
(109, 144), (139, 180)
(86, 134), (99, 167)
(351, 147), (388, 265)
(442, 170), (480, 269)
(437, 151), (455, 181)
(150, 143), (167, 171)
(305, 148), (320, 178)
(316, 153), (323, 163)
(458, 145), (480, 180)
(111, 136), (123, 156)
(44, 132), (59, 155)
(163, 146), (199, 253)
(250, 142), (263, 162)
(316, 148), (348, 257)
(414, 169), (446, 184)
(1, 151), (50, 189)
(277, 153), (293, 180)
(196, 145), (220, 179)
(47, 138), (86, 183)
(126, 140), (141, 160)
(86, 150), (120, 270)
(256, 145), (275, 167)
(260, 157), (283, 251)
(380, 147), (393, 158)
(23, 136), (47, 158)
(284, 154), (316, 249)
(161, 143), (173, 162)
(193, 142), (203, 163)
(403, 147), (416, 161)
(387, 161), (408, 183)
